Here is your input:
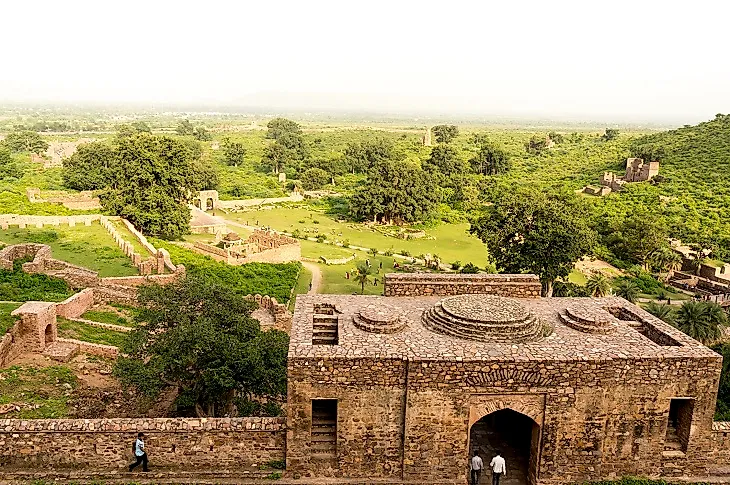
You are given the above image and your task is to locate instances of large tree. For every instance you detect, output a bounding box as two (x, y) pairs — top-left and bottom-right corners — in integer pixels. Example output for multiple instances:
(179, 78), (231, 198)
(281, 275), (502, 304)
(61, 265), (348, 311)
(431, 124), (459, 144)
(266, 118), (301, 140)
(222, 138), (247, 166)
(114, 275), (289, 417)
(0, 144), (21, 179)
(4, 131), (48, 154)
(470, 190), (596, 296)
(300, 167), (330, 190)
(423, 144), (463, 176)
(614, 211), (667, 269)
(63, 142), (119, 191)
(470, 135), (511, 175)
(350, 159), (439, 224)
(343, 138), (396, 174)
(63, 134), (212, 239)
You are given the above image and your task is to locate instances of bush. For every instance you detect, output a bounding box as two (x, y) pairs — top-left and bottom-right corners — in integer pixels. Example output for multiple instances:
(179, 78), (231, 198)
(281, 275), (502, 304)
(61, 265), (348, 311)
(0, 258), (73, 302)
(384, 248), (394, 256)
(400, 250), (411, 257)
(460, 263), (480, 274)
(451, 260), (462, 270)
(316, 234), (327, 243)
(342, 239), (350, 248)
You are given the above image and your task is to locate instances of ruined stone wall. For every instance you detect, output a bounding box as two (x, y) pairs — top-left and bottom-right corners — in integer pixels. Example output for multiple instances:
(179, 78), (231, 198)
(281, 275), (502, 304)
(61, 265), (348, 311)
(287, 357), (408, 479)
(0, 214), (100, 229)
(55, 288), (94, 319)
(286, 354), (723, 483)
(0, 417), (285, 472)
(245, 294), (292, 333)
(56, 337), (119, 359)
(383, 273), (542, 298)
(242, 242), (301, 264)
(99, 268), (184, 288)
(217, 192), (304, 209)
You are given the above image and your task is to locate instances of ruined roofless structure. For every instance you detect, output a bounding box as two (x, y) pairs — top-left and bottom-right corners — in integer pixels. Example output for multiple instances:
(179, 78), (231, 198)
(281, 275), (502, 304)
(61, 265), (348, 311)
(286, 273), (725, 485)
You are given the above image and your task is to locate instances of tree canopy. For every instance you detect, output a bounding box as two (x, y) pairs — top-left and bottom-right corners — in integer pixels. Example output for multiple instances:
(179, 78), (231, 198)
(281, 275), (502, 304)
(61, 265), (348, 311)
(423, 144), (463, 177)
(350, 159), (439, 224)
(114, 275), (289, 417)
(470, 189), (596, 296)
(4, 131), (48, 154)
(266, 118), (301, 140)
(470, 135), (511, 175)
(0, 144), (22, 179)
(300, 167), (330, 190)
(222, 138), (247, 166)
(63, 134), (213, 239)
(432, 125), (459, 144)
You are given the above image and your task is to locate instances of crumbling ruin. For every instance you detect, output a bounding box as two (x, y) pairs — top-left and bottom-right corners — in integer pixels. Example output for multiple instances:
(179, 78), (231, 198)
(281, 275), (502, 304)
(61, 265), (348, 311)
(584, 157), (660, 196)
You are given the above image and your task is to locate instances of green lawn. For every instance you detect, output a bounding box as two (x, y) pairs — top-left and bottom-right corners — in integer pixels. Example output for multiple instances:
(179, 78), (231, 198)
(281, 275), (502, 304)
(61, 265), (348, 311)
(57, 317), (128, 347)
(80, 309), (134, 327)
(0, 365), (77, 418)
(568, 270), (588, 285)
(300, 239), (358, 260)
(0, 302), (22, 336)
(318, 255), (397, 295)
(290, 266), (313, 312)
(221, 207), (489, 267)
(0, 223), (138, 277)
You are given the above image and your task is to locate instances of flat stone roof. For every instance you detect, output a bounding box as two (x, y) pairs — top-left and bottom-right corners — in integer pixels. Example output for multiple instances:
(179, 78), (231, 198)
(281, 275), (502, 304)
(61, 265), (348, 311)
(290, 295), (719, 362)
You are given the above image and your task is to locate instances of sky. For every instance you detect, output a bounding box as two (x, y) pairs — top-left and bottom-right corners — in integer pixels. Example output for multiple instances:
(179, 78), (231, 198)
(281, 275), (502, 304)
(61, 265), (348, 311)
(1, 0), (729, 123)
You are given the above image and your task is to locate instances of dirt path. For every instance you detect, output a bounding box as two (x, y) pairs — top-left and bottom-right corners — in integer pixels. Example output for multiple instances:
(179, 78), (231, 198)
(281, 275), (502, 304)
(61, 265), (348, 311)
(302, 261), (322, 294)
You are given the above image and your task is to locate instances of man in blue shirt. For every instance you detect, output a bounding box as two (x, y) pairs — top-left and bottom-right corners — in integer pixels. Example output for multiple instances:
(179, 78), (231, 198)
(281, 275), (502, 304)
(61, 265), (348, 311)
(128, 432), (149, 472)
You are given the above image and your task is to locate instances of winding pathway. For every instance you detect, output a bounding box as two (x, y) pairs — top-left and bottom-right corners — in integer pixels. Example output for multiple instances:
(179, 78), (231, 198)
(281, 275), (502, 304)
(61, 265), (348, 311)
(302, 261), (322, 294)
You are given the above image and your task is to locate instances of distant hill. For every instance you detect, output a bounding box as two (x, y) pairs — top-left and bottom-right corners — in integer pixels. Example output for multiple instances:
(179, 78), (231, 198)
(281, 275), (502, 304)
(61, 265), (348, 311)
(630, 113), (730, 258)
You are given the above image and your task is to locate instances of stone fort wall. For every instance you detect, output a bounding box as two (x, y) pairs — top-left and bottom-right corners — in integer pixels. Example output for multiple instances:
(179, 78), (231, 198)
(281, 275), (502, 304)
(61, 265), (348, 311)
(383, 273), (542, 298)
(287, 354), (724, 483)
(0, 417), (285, 472)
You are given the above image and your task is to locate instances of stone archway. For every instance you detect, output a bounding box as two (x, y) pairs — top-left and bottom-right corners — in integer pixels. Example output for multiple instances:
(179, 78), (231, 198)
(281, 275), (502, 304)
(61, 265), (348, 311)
(44, 323), (55, 346)
(468, 408), (541, 485)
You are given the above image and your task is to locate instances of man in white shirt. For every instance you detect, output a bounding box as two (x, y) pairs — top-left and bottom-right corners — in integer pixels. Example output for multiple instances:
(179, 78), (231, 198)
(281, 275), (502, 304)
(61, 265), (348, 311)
(128, 432), (149, 472)
(470, 452), (484, 485)
(490, 451), (506, 485)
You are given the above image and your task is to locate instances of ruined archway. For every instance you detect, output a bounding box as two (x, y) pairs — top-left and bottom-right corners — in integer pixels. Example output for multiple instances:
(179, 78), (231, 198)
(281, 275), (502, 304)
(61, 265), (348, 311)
(468, 408), (540, 485)
(44, 323), (54, 346)
(206, 198), (214, 211)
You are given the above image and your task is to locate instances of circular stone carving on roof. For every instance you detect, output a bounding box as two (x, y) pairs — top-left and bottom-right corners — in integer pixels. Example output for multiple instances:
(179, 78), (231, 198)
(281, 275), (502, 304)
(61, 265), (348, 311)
(353, 303), (405, 334)
(558, 304), (616, 334)
(422, 295), (544, 343)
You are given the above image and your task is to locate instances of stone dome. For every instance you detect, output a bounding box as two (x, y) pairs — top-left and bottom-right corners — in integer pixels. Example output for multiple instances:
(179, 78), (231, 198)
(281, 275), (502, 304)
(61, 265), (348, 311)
(422, 294), (544, 343)
(558, 304), (616, 334)
(353, 303), (405, 334)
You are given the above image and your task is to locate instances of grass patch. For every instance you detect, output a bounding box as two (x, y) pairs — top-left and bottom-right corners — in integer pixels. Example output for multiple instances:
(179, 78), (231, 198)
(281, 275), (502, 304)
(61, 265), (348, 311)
(0, 259), (74, 302)
(289, 266), (312, 312)
(57, 317), (128, 347)
(0, 302), (22, 335)
(221, 206), (489, 267)
(108, 219), (153, 256)
(80, 309), (134, 327)
(568, 270), (588, 285)
(0, 365), (77, 418)
(0, 223), (137, 277)
(318, 255), (395, 295)
(150, 239), (300, 304)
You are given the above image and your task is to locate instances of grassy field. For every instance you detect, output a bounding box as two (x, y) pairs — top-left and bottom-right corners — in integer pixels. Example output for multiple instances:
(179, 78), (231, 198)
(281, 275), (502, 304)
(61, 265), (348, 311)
(57, 317), (128, 347)
(318, 255), (398, 295)
(0, 302), (22, 336)
(0, 365), (77, 418)
(108, 219), (152, 256)
(80, 309), (134, 327)
(221, 206), (489, 268)
(0, 223), (137, 277)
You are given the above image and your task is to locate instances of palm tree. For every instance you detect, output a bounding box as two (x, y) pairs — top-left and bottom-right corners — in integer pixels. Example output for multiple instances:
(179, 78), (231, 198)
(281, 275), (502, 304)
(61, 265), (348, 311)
(650, 247), (683, 281)
(674, 301), (726, 344)
(615, 280), (639, 303)
(354, 263), (372, 294)
(644, 301), (675, 324)
(585, 272), (612, 297)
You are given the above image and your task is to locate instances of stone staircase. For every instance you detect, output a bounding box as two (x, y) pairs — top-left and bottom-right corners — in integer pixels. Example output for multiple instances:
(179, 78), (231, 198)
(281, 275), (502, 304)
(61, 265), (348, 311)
(312, 314), (338, 345)
(43, 340), (79, 362)
(311, 401), (337, 460)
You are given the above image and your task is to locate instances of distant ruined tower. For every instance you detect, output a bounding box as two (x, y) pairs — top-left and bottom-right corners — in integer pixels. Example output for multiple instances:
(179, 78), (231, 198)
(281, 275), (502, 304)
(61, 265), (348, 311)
(422, 127), (432, 147)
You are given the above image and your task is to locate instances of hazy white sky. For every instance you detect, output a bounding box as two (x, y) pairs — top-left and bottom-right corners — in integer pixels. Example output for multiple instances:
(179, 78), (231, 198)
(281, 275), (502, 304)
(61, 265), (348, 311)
(1, 0), (728, 122)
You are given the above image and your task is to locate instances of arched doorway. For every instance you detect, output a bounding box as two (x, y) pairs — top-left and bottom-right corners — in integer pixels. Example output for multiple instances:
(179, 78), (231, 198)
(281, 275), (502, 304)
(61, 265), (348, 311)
(206, 198), (214, 211)
(44, 324), (54, 346)
(468, 409), (540, 485)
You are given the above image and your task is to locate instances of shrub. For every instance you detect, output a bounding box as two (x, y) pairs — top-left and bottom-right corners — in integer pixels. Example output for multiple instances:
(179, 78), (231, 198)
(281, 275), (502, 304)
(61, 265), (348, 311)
(460, 263), (480, 274)
(316, 234), (327, 243)
(400, 250), (411, 257)
(342, 239), (350, 248)
(384, 248), (394, 256)
(451, 260), (462, 270)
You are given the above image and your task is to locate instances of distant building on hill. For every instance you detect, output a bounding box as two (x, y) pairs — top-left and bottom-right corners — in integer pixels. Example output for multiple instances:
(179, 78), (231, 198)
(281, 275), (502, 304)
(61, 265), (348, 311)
(584, 157), (660, 196)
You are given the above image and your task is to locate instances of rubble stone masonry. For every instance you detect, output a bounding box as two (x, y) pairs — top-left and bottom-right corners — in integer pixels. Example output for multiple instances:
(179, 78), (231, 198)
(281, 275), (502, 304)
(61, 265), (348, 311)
(384, 273), (542, 298)
(0, 418), (285, 471)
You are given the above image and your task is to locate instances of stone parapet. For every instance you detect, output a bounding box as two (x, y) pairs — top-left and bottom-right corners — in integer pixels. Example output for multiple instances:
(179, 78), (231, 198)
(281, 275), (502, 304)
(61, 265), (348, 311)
(56, 288), (95, 319)
(0, 214), (100, 230)
(383, 273), (542, 298)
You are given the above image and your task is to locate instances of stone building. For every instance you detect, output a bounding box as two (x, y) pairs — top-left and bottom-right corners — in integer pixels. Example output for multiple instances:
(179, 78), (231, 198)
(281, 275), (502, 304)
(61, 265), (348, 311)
(588, 158), (660, 195)
(286, 273), (724, 485)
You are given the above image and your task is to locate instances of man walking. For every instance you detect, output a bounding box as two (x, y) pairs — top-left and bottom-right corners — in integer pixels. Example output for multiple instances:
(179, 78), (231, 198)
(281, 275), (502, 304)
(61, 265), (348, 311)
(490, 450), (506, 485)
(129, 432), (149, 472)
(470, 451), (484, 485)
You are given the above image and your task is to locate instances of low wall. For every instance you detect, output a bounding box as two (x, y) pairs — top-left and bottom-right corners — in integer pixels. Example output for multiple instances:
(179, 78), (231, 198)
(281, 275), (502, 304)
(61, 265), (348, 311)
(56, 288), (94, 318)
(57, 337), (119, 359)
(383, 273), (542, 298)
(100, 268), (184, 288)
(243, 243), (301, 264)
(0, 417), (286, 472)
(0, 214), (101, 229)
(218, 192), (303, 209)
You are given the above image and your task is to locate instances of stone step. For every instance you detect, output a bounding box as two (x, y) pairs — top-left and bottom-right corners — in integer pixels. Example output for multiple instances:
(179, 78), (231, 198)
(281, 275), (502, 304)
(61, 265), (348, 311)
(430, 306), (538, 332)
(43, 340), (80, 362)
(438, 302), (532, 325)
(424, 308), (541, 340)
(558, 311), (613, 335)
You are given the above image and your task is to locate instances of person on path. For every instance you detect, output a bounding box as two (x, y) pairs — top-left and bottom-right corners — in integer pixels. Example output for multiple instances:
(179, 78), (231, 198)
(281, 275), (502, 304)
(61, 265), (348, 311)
(129, 432), (149, 472)
(490, 451), (506, 485)
(309, 281), (313, 291)
(471, 452), (484, 485)
(379, 261), (383, 269)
